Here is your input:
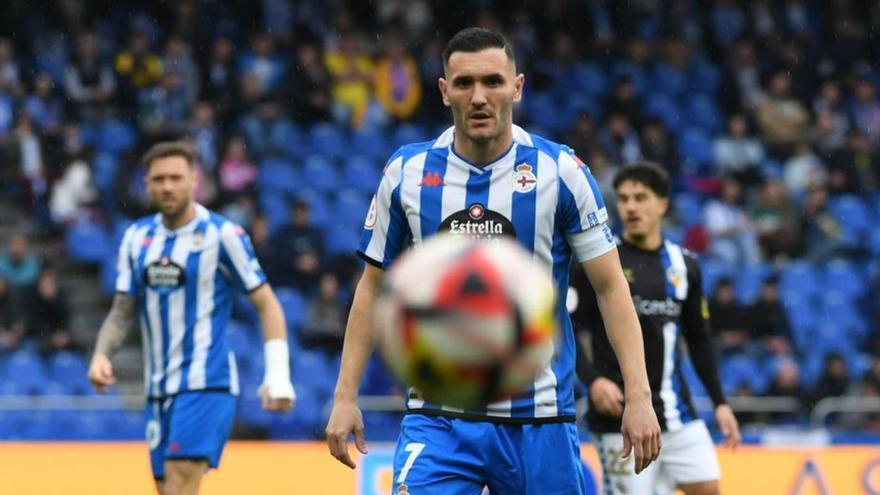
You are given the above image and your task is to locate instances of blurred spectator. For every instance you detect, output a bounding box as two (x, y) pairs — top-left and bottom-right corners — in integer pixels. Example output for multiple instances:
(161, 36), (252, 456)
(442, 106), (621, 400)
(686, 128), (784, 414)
(283, 43), (332, 124)
(747, 277), (793, 354)
(7, 115), (48, 207)
(720, 39), (764, 112)
(713, 113), (765, 184)
(238, 99), (286, 156)
(811, 353), (851, 404)
(784, 143), (827, 197)
(0, 234), (40, 291)
(325, 32), (374, 127)
(138, 72), (189, 139)
(0, 77), (14, 137)
(827, 130), (880, 195)
(300, 272), (346, 354)
(604, 77), (643, 128)
(115, 156), (151, 218)
(811, 80), (849, 153)
(239, 33), (285, 98)
(374, 36), (421, 122)
(766, 358), (807, 420)
(704, 176), (760, 266)
(270, 201), (325, 292)
(416, 36), (446, 123)
(0, 275), (25, 350)
(201, 36), (238, 123)
(753, 71), (809, 158)
(565, 113), (598, 159)
(26, 268), (77, 356)
(49, 158), (96, 226)
(162, 35), (200, 107)
(188, 102), (220, 171)
(24, 73), (65, 137)
(750, 178), (800, 259)
(584, 149), (618, 213)
(799, 184), (842, 261)
(639, 120), (678, 177)
(0, 38), (23, 97)
(114, 30), (163, 109)
(709, 278), (749, 355)
(850, 79), (880, 148)
(64, 32), (115, 121)
(220, 194), (256, 231)
(248, 214), (280, 280)
(598, 112), (640, 165)
(218, 136), (257, 197)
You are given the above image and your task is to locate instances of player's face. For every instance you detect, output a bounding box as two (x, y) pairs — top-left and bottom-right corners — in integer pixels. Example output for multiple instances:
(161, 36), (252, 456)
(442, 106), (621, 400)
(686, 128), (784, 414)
(439, 48), (524, 144)
(145, 156), (196, 218)
(615, 180), (668, 239)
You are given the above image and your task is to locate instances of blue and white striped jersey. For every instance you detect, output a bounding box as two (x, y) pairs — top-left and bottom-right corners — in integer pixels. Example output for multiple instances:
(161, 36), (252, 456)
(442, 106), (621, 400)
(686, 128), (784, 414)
(359, 125), (615, 422)
(116, 204), (267, 399)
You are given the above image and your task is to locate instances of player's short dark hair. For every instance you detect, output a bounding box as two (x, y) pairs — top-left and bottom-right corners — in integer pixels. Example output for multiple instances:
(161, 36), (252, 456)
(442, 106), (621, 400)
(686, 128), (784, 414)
(613, 162), (670, 199)
(442, 27), (514, 66)
(142, 141), (195, 170)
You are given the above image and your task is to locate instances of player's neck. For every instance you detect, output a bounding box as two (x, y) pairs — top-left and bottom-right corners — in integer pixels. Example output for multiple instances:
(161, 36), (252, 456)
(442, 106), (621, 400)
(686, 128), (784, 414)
(622, 230), (663, 251)
(453, 129), (513, 166)
(162, 203), (197, 231)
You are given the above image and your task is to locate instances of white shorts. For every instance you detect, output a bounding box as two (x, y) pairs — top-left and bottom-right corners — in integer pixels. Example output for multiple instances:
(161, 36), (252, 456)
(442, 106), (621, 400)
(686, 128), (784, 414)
(594, 419), (721, 495)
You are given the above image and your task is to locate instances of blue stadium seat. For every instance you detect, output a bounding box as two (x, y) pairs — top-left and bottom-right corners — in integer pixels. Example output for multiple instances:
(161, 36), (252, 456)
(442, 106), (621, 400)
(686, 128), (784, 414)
(612, 61), (648, 95)
(292, 350), (336, 394)
(686, 95), (724, 134)
(391, 124), (429, 149)
(644, 93), (684, 133)
(571, 63), (609, 98)
(308, 123), (348, 158)
(326, 227), (361, 256)
(678, 128), (714, 173)
(525, 92), (564, 133)
(7, 349), (48, 395)
(350, 128), (390, 161)
(780, 262), (819, 297)
(344, 155), (381, 195)
(735, 263), (771, 304)
(870, 228), (880, 257)
(227, 321), (256, 373)
(257, 158), (298, 196)
(689, 61), (722, 95)
(828, 195), (870, 247)
(92, 152), (120, 198)
(66, 218), (111, 263)
(275, 288), (306, 331)
(258, 191), (289, 233)
(823, 259), (866, 299)
(821, 290), (868, 341)
(293, 188), (331, 228)
(48, 352), (91, 395)
(651, 63), (687, 97)
(721, 355), (766, 395)
(673, 192), (704, 228)
(238, 384), (274, 428)
(95, 120), (137, 153)
(699, 258), (733, 295)
(302, 154), (340, 194)
(333, 189), (370, 228)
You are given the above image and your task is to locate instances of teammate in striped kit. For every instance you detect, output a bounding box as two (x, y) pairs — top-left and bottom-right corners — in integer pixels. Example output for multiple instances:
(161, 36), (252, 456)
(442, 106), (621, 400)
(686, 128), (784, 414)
(87, 142), (295, 495)
(325, 28), (660, 494)
(571, 163), (741, 495)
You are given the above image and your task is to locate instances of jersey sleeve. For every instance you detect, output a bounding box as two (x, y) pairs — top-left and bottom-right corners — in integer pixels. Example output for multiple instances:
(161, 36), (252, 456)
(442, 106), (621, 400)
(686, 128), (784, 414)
(356, 151), (411, 269)
(680, 255), (727, 407)
(219, 221), (268, 293)
(114, 225), (137, 297)
(558, 152), (615, 262)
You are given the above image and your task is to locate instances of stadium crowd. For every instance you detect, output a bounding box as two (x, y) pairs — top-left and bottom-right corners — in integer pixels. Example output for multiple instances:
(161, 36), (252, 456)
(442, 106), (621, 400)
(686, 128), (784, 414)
(0, 0), (878, 437)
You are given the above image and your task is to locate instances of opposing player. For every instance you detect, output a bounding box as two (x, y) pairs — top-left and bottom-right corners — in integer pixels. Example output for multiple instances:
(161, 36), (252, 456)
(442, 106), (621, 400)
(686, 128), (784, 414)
(325, 28), (660, 494)
(571, 163), (740, 495)
(87, 142), (295, 495)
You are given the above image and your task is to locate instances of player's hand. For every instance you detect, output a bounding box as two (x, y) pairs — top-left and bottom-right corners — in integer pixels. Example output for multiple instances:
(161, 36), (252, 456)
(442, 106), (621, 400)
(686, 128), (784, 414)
(325, 399), (367, 469)
(620, 395), (661, 475)
(589, 377), (625, 417)
(716, 404), (741, 450)
(259, 382), (295, 413)
(87, 353), (116, 393)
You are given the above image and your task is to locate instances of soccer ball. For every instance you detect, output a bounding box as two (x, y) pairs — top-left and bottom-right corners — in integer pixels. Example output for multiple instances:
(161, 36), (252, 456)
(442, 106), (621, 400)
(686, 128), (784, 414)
(373, 234), (557, 408)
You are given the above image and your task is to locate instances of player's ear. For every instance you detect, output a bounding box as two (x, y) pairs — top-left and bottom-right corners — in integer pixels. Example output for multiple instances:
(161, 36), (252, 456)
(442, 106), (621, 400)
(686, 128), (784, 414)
(438, 77), (451, 107)
(659, 197), (670, 216)
(513, 73), (525, 103)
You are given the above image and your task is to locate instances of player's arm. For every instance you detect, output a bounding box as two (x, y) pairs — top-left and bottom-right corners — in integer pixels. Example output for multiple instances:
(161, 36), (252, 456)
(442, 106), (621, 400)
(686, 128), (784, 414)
(681, 258), (740, 449)
(88, 294), (136, 392)
(249, 284), (295, 412)
(326, 263), (383, 469)
(570, 267), (624, 417)
(582, 249), (660, 473)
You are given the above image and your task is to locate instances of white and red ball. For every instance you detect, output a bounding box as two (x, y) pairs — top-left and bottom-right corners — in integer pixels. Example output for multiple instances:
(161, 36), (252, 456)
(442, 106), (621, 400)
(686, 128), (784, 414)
(374, 234), (557, 408)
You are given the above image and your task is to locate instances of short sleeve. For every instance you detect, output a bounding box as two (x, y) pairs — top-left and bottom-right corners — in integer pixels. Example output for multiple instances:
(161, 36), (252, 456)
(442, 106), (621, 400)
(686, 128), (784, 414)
(557, 152), (614, 261)
(115, 225), (137, 296)
(357, 152), (411, 269)
(219, 222), (267, 293)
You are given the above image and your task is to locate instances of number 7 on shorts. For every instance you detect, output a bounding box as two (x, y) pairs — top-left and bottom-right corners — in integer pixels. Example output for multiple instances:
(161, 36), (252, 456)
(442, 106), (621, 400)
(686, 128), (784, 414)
(397, 443), (426, 483)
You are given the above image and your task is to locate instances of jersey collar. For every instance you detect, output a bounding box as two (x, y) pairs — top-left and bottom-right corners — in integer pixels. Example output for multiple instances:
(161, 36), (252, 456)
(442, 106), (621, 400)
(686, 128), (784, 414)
(155, 203), (209, 235)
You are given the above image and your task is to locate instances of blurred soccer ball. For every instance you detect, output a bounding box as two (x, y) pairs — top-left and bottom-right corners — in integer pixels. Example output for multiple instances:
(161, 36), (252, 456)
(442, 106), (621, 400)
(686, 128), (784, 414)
(374, 234), (557, 408)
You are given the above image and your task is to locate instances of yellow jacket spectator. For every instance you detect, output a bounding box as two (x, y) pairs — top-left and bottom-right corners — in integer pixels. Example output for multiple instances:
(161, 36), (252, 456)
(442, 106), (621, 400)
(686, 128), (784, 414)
(374, 39), (421, 121)
(324, 33), (374, 127)
(114, 31), (163, 104)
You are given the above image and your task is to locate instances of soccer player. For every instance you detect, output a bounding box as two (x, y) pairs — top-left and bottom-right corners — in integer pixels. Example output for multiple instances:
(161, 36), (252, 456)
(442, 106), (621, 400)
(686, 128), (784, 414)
(87, 142), (295, 495)
(325, 28), (660, 494)
(571, 163), (741, 495)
